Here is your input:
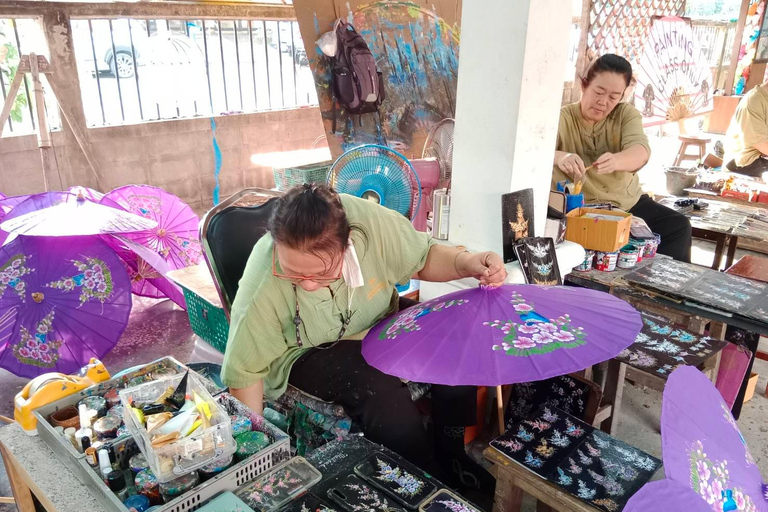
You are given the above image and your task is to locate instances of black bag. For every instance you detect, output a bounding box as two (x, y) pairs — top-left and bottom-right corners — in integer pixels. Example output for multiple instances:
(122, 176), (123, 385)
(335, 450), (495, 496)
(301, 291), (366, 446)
(331, 19), (385, 132)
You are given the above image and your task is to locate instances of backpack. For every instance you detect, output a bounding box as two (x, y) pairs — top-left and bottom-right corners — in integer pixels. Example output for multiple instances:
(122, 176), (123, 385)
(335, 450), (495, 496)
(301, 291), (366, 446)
(330, 19), (386, 133)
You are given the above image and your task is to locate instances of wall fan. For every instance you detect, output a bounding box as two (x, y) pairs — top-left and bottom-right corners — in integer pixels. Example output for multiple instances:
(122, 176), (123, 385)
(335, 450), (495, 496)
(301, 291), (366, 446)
(422, 118), (455, 187)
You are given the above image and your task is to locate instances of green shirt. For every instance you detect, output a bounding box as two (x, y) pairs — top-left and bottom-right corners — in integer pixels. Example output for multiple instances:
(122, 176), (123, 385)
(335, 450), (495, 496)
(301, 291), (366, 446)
(552, 102), (651, 211)
(725, 86), (768, 167)
(221, 194), (436, 399)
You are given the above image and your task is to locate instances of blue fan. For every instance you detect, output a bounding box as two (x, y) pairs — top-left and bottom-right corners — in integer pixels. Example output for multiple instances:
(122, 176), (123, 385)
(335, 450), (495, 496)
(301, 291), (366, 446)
(328, 144), (421, 220)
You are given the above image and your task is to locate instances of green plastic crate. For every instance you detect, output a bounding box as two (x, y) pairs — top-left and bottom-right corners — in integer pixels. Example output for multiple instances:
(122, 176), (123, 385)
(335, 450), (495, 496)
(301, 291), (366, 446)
(273, 161), (332, 191)
(182, 286), (229, 353)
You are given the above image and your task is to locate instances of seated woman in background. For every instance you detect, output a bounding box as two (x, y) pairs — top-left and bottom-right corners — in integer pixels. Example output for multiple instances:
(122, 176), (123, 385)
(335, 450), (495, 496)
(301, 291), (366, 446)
(551, 54), (692, 262)
(724, 80), (768, 182)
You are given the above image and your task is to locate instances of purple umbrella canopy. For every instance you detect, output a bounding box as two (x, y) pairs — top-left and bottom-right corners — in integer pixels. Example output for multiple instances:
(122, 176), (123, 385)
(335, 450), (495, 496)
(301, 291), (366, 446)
(0, 235), (132, 378)
(363, 285), (642, 385)
(68, 186), (105, 202)
(624, 480), (712, 512)
(662, 366), (768, 512)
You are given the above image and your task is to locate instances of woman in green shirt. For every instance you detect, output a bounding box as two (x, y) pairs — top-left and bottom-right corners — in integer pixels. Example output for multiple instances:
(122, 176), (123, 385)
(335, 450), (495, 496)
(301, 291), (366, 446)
(222, 184), (505, 491)
(552, 54), (692, 261)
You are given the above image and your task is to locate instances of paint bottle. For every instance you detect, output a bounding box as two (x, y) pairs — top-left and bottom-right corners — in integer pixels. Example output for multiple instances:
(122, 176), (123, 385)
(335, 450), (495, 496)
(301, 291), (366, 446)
(85, 447), (99, 468)
(108, 470), (130, 502)
(99, 449), (113, 483)
(75, 404), (94, 453)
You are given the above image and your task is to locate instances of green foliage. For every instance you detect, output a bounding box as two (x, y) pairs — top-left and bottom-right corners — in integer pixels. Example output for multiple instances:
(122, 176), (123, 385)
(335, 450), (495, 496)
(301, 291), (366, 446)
(0, 23), (28, 126)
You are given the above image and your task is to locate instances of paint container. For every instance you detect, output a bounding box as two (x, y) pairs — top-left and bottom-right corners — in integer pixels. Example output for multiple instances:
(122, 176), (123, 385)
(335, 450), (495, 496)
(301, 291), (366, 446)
(53, 426), (65, 436)
(159, 472), (199, 503)
(566, 193), (585, 213)
(104, 388), (121, 408)
(85, 447), (99, 468)
(93, 415), (121, 439)
(629, 237), (647, 262)
(135, 469), (162, 505)
(78, 396), (107, 419)
(130, 453), (150, 474)
(198, 454), (233, 482)
(64, 427), (78, 450)
(234, 431), (270, 462)
(107, 404), (124, 419)
(124, 495), (151, 512)
(617, 245), (639, 269)
(646, 233), (661, 258)
(575, 250), (595, 272)
(230, 415), (252, 438)
(594, 251), (618, 272)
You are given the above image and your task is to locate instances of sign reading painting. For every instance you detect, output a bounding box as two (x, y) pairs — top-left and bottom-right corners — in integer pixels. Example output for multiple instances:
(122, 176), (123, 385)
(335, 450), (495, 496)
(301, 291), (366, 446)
(634, 16), (713, 122)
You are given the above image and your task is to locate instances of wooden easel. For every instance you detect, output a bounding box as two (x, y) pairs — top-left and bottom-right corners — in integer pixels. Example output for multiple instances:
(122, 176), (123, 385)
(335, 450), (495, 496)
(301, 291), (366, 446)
(0, 53), (58, 191)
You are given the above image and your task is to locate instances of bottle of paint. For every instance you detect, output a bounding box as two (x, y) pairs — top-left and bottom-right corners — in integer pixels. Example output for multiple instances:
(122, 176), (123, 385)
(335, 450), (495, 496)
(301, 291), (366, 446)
(108, 471), (130, 502)
(99, 449), (113, 483)
(75, 404), (94, 453)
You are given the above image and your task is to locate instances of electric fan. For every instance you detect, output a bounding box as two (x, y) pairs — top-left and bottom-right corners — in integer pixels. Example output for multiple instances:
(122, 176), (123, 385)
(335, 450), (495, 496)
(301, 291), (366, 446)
(328, 144), (421, 220)
(422, 118), (455, 186)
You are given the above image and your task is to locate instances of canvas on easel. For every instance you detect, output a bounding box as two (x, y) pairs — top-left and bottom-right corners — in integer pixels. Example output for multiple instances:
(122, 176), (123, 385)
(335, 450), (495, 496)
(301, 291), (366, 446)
(502, 189), (535, 263)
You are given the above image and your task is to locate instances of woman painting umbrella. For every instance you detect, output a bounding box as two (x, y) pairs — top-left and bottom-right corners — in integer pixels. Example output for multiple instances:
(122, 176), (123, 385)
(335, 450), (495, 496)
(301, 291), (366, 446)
(222, 184), (506, 492)
(552, 54), (692, 262)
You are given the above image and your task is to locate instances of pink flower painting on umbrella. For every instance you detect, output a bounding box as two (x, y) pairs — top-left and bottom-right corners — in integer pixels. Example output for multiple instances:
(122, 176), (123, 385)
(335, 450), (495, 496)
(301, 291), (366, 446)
(689, 440), (757, 512)
(486, 292), (587, 356)
(378, 298), (469, 340)
(0, 254), (33, 302)
(12, 310), (63, 368)
(45, 257), (115, 305)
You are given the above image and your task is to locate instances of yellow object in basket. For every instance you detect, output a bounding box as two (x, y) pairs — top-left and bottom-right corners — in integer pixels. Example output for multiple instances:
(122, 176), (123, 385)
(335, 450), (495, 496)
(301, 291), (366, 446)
(193, 392), (212, 420)
(14, 358), (110, 436)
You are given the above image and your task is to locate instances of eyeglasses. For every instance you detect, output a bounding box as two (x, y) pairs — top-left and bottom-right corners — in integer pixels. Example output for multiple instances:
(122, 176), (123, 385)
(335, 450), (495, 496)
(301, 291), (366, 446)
(272, 247), (342, 285)
(293, 284), (352, 349)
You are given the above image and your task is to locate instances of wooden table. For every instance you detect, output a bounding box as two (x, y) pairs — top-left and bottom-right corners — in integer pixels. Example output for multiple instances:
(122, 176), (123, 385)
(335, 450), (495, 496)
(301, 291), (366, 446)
(167, 263), (223, 308)
(484, 446), (599, 512)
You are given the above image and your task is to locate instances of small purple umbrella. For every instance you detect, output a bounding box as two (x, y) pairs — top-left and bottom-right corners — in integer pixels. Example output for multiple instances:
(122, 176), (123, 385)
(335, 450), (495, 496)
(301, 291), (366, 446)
(624, 480), (712, 512)
(364, 285), (641, 385)
(99, 185), (201, 304)
(0, 235), (132, 378)
(662, 366), (768, 512)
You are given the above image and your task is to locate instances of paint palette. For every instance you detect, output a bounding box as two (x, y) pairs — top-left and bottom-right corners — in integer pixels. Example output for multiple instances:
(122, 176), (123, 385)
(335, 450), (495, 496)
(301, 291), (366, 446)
(491, 406), (661, 512)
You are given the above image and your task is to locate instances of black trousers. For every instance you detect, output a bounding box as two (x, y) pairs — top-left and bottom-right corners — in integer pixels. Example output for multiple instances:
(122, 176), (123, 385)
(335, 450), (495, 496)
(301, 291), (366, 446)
(629, 195), (692, 262)
(726, 157), (768, 180)
(288, 298), (477, 470)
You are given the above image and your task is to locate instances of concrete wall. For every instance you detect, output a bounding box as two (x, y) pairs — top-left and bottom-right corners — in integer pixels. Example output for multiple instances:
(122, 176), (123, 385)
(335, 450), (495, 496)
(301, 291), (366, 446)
(0, 106), (325, 214)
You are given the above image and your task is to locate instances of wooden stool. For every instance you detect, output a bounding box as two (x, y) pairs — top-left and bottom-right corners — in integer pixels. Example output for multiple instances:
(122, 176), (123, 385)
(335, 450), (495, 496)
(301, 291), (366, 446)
(674, 135), (711, 166)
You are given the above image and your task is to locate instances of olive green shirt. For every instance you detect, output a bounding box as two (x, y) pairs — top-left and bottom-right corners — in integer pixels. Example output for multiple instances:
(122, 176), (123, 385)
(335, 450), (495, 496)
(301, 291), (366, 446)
(725, 85), (768, 168)
(221, 194), (436, 399)
(551, 102), (651, 211)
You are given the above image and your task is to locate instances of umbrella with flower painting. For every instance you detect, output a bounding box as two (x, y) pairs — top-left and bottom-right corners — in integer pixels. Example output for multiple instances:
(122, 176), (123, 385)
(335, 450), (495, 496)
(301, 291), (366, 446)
(661, 366), (768, 512)
(363, 285), (642, 386)
(99, 185), (201, 307)
(0, 235), (132, 378)
(624, 480), (712, 512)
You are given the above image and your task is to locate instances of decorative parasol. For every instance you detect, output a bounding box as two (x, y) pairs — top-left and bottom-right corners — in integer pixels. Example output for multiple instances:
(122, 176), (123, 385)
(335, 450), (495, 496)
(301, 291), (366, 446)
(624, 480), (712, 512)
(364, 285), (642, 431)
(0, 235), (132, 378)
(0, 192), (157, 240)
(68, 186), (104, 202)
(661, 366), (768, 512)
(99, 185), (201, 305)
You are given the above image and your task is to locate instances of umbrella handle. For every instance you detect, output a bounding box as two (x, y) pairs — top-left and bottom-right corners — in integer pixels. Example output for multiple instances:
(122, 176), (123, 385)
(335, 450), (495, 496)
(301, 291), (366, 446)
(496, 385), (505, 434)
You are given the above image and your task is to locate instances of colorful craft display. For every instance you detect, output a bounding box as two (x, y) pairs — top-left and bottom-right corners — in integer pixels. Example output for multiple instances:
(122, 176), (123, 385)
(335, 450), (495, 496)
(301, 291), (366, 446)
(0, 236), (132, 378)
(363, 285), (642, 385)
(661, 366), (768, 512)
(235, 431), (271, 462)
(491, 405), (661, 512)
(135, 468), (162, 504)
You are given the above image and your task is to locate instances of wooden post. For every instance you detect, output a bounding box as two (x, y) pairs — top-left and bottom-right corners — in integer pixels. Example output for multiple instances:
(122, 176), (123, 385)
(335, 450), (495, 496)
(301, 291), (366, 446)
(496, 385), (505, 434)
(29, 52), (58, 191)
(725, 0), (751, 95)
(572, 0), (592, 103)
(0, 70), (24, 138)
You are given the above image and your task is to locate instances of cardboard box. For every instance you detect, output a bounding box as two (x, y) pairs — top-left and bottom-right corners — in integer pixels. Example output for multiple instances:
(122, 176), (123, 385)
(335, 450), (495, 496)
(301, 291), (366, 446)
(565, 208), (632, 252)
(744, 372), (759, 402)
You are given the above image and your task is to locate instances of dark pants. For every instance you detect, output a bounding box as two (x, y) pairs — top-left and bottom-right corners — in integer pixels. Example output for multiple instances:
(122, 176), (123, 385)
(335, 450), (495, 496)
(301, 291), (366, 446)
(629, 194), (692, 262)
(726, 157), (768, 180)
(288, 298), (477, 471)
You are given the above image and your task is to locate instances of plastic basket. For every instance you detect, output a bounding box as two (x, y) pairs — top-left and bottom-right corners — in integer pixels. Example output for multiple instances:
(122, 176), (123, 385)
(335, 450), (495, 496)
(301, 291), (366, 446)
(273, 161), (332, 191)
(119, 373), (237, 483)
(182, 287), (229, 353)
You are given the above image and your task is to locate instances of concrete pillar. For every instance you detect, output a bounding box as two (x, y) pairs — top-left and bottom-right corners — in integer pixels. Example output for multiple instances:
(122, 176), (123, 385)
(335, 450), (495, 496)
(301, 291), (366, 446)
(448, 0), (572, 253)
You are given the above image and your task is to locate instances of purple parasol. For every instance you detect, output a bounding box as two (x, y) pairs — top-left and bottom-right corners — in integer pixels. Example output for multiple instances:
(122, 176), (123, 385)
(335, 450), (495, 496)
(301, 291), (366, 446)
(662, 366), (768, 512)
(624, 480), (712, 512)
(99, 185), (201, 304)
(363, 285), (642, 386)
(0, 235), (132, 378)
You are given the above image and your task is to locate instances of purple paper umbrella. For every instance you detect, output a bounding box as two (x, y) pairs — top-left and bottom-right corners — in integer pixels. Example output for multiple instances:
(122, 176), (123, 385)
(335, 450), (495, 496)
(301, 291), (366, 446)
(99, 186), (201, 305)
(0, 191), (156, 240)
(68, 186), (104, 202)
(625, 480), (712, 512)
(363, 285), (642, 386)
(0, 235), (132, 378)
(662, 366), (768, 512)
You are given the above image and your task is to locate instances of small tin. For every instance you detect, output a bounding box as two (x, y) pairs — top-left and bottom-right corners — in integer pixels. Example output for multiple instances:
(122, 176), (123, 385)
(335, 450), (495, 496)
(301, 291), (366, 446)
(617, 245), (639, 269)
(575, 250), (595, 272)
(78, 396), (107, 419)
(235, 431), (270, 462)
(93, 415), (121, 439)
(106, 404), (124, 419)
(130, 452), (150, 474)
(647, 233), (661, 258)
(230, 415), (252, 437)
(84, 447), (99, 467)
(124, 495), (150, 512)
(594, 251), (618, 272)
(198, 453), (233, 481)
(629, 237), (646, 262)
(104, 388), (121, 408)
(135, 469), (162, 505)
(159, 471), (199, 502)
